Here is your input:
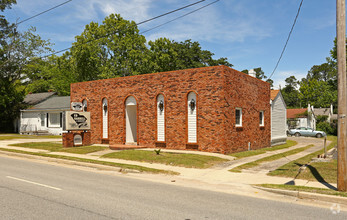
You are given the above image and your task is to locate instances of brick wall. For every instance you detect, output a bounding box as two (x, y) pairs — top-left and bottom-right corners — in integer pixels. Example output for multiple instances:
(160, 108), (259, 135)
(70, 66), (270, 154)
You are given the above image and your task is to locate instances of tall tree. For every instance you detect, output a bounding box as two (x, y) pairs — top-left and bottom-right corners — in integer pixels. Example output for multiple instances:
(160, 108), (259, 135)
(281, 76), (300, 108)
(71, 14), (148, 81)
(147, 38), (232, 73)
(0, 1), (52, 132)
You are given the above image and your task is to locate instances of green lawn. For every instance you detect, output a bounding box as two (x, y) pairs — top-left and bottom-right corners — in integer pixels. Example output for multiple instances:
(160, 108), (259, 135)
(229, 145), (313, 172)
(258, 184), (347, 198)
(229, 140), (297, 159)
(0, 147), (178, 175)
(0, 134), (60, 140)
(268, 136), (337, 183)
(9, 142), (107, 154)
(102, 150), (229, 168)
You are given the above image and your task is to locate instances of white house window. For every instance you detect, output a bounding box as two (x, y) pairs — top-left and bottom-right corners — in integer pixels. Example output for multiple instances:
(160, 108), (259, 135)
(259, 111), (264, 126)
(48, 113), (61, 127)
(235, 108), (242, 127)
(82, 99), (87, 112)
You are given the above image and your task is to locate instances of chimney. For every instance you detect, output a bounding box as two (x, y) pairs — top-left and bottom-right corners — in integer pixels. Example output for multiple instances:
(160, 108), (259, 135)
(249, 69), (256, 77)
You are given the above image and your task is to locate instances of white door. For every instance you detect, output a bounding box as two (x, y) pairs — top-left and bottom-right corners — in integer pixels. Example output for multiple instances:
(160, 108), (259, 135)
(125, 96), (137, 144)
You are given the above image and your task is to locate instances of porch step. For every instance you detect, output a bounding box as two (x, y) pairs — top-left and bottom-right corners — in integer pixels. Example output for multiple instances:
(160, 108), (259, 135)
(109, 144), (147, 150)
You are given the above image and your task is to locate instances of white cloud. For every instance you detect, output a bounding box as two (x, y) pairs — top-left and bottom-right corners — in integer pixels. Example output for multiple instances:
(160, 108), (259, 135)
(144, 1), (272, 44)
(272, 70), (306, 90)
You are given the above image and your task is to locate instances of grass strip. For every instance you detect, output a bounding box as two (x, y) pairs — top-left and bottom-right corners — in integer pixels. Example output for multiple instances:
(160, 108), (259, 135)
(0, 135), (60, 140)
(229, 140), (297, 159)
(9, 142), (106, 155)
(0, 148), (178, 175)
(258, 184), (347, 198)
(268, 136), (337, 183)
(102, 150), (228, 169)
(229, 145), (313, 173)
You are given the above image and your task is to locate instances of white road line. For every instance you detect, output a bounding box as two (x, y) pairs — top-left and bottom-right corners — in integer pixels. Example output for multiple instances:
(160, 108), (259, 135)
(6, 176), (62, 191)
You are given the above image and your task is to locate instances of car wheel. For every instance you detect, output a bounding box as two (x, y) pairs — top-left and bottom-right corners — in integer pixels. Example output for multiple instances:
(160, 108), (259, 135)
(316, 133), (322, 138)
(295, 132), (301, 137)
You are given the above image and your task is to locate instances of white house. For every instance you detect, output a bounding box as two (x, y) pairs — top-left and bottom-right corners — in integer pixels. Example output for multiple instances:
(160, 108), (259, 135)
(20, 93), (70, 135)
(270, 90), (287, 146)
(287, 105), (316, 130)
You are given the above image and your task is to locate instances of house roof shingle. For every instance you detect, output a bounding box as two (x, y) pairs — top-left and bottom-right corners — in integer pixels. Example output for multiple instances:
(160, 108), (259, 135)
(287, 108), (307, 119)
(28, 96), (70, 110)
(270, 90), (279, 100)
(313, 108), (331, 116)
(23, 92), (56, 105)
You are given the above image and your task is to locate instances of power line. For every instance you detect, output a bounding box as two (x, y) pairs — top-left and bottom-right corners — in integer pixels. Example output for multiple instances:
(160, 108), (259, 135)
(141, 0), (219, 35)
(17, 0), (73, 25)
(39, 0), (208, 59)
(268, 0), (304, 80)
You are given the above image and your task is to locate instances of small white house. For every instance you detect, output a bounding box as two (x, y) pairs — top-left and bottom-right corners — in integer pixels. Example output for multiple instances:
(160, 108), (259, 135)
(20, 93), (70, 135)
(287, 105), (316, 130)
(270, 90), (287, 146)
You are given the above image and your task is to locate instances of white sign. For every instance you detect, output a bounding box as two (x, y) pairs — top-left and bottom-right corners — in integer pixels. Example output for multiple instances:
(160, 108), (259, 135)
(65, 111), (91, 131)
(71, 102), (83, 111)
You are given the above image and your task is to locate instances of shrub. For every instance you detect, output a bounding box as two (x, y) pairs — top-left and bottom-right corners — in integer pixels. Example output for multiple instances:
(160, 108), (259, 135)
(316, 122), (334, 135)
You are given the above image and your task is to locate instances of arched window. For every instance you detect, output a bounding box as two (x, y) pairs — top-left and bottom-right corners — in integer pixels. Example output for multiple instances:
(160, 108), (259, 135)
(187, 92), (197, 143)
(156, 94), (165, 142)
(82, 99), (87, 112)
(125, 96), (137, 144)
(102, 98), (108, 139)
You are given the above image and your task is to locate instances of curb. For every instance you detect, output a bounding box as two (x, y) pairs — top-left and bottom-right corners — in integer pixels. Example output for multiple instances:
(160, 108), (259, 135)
(253, 186), (347, 205)
(0, 149), (141, 174)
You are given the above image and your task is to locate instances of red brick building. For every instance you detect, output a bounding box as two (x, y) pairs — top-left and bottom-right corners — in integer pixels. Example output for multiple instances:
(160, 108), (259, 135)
(70, 65), (271, 154)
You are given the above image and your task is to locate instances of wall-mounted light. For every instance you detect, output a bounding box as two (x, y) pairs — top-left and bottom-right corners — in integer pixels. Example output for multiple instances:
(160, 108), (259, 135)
(158, 100), (164, 112)
(189, 99), (196, 111)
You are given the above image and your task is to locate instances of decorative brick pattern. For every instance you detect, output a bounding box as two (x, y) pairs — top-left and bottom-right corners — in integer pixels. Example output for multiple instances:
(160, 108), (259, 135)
(70, 66), (271, 154)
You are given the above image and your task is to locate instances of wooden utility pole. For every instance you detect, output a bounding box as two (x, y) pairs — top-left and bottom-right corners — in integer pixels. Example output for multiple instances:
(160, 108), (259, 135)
(337, 0), (347, 192)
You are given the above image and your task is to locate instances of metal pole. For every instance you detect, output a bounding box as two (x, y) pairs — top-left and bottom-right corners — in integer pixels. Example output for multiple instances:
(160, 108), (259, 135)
(324, 137), (327, 158)
(337, 0), (347, 192)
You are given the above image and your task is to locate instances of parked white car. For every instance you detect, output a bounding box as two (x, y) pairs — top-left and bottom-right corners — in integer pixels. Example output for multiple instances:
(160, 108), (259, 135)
(288, 127), (326, 138)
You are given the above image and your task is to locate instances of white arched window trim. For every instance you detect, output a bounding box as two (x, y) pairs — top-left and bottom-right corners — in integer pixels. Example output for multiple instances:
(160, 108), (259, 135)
(187, 92), (197, 143)
(102, 98), (108, 139)
(157, 94), (165, 142)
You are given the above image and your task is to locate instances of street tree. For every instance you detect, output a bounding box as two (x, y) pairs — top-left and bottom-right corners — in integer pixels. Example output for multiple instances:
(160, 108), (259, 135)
(0, 1), (52, 132)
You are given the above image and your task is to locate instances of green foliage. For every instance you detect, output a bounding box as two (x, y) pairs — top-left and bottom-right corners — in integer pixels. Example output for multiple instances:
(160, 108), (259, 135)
(281, 76), (300, 108)
(147, 38), (232, 73)
(316, 115), (328, 124)
(282, 38), (340, 109)
(316, 121), (336, 135)
(154, 149), (161, 155)
(241, 67), (273, 88)
(298, 78), (337, 108)
(1, 1), (53, 132)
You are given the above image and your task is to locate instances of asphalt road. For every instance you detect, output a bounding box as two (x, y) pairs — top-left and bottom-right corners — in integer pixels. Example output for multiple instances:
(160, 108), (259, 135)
(0, 155), (346, 220)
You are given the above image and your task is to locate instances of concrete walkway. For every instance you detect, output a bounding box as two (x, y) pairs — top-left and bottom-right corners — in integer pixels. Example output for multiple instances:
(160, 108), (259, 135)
(0, 137), (336, 192)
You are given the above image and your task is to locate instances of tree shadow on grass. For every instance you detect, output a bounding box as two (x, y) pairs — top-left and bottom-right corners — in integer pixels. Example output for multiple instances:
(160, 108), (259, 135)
(284, 162), (337, 190)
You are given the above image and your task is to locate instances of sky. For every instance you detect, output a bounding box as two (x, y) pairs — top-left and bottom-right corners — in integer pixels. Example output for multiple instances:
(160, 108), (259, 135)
(3, 0), (339, 89)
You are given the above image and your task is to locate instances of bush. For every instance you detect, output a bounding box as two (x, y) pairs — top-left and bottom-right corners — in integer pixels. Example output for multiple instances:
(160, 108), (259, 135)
(316, 122), (334, 135)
